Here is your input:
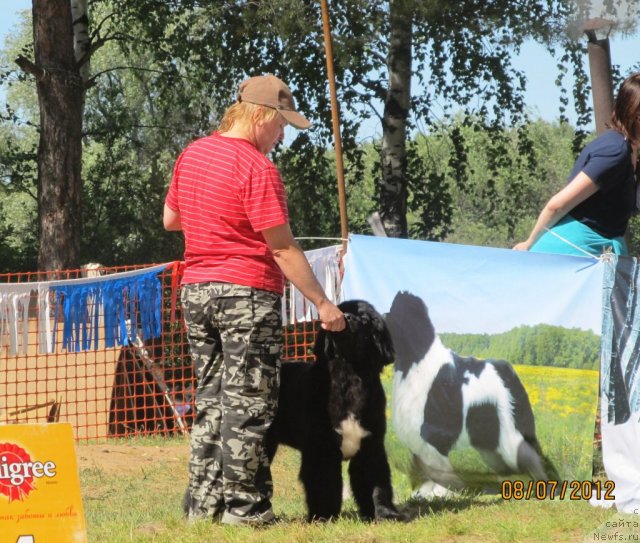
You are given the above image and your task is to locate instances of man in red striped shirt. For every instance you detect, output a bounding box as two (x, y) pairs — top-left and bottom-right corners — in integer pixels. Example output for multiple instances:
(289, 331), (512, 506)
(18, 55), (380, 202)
(164, 74), (345, 526)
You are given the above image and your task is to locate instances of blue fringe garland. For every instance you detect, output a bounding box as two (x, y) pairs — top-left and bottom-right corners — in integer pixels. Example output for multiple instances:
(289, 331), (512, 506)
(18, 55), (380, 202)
(50, 268), (163, 352)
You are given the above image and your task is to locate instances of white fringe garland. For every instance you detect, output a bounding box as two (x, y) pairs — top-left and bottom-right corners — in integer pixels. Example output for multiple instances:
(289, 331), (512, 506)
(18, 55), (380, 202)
(282, 245), (342, 326)
(1, 246), (343, 355)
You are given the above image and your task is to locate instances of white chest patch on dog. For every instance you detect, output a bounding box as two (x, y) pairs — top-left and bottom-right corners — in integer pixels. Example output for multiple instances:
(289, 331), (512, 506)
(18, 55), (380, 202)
(336, 414), (370, 459)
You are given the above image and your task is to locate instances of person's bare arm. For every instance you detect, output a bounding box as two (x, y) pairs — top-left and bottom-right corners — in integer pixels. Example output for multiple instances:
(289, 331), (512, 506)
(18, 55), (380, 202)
(163, 203), (182, 231)
(513, 172), (599, 251)
(262, 223), (345, 331)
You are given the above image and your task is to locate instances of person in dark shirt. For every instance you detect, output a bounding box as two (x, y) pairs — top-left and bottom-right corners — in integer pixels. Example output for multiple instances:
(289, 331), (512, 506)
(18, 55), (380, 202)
(514, 72), (640, 256)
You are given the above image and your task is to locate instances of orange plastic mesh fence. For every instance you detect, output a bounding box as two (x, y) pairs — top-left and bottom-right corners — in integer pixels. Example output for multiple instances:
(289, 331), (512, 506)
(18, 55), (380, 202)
(0, 263), (318, 441)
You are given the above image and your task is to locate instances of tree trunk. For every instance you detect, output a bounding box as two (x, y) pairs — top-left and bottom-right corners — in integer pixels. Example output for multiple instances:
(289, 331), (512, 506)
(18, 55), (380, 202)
(380, 0), (412, 238)
(32, 0), (84, 271)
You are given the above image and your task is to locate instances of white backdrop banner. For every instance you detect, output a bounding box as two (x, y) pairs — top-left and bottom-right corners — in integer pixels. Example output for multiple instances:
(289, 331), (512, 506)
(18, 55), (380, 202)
(341, 234), (623, 505)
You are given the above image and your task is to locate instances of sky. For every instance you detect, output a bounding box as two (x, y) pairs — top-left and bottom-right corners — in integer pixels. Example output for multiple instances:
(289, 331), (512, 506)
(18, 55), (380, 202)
(1, 1), (639, 129)
(514, 34), (640, 126)
(0, 2), (28, 44)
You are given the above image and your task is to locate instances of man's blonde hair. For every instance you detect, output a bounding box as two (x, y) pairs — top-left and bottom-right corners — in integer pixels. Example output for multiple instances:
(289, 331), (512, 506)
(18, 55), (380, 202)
(218, 101), (280, 133)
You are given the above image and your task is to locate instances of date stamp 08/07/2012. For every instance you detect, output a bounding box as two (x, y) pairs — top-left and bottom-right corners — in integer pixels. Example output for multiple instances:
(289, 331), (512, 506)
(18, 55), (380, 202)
(501, 480), (615, 501)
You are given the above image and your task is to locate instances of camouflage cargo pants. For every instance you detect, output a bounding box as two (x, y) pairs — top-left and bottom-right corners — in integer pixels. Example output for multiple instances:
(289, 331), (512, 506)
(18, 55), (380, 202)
(181, 282), (282, 521)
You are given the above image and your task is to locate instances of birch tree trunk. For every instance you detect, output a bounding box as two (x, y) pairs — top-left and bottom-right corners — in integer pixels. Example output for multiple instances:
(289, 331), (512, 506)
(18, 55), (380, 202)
(71, 0), (90, 85)
(17, 0), (84, 271)
(380, 0), (412, 238)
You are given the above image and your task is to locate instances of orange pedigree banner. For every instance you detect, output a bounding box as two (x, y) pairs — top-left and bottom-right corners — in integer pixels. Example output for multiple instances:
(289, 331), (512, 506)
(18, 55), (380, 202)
(0, 423), (87, 543)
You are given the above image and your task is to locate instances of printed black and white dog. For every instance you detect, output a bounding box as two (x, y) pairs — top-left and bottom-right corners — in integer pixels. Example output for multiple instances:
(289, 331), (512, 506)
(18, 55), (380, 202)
(384, 290), (558, 498)
(266, 299), (404, 522)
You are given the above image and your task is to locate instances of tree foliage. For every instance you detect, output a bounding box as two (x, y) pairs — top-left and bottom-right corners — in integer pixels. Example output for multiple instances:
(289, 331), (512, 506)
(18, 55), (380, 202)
(441, 323), (601, 370)
(1, 0), (639, 271)
(425, 118), (579, 247)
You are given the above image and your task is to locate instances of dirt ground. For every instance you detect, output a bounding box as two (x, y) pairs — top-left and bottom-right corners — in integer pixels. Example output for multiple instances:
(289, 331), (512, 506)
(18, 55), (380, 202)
(76, 441), (190, 474)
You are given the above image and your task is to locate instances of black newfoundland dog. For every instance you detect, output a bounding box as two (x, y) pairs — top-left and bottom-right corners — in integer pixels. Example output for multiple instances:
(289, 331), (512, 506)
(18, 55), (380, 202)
(266, 299), (403, 522)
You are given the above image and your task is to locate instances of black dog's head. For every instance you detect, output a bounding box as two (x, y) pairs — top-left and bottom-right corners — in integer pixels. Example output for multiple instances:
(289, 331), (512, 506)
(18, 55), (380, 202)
(314, 299), (395, 373)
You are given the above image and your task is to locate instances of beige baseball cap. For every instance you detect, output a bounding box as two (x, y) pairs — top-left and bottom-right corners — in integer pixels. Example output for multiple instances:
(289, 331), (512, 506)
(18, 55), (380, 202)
(238, 74), (311, 130)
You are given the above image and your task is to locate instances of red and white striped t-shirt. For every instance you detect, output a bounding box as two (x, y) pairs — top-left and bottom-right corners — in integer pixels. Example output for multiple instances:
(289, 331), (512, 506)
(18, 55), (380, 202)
(165, 132), (289, 293)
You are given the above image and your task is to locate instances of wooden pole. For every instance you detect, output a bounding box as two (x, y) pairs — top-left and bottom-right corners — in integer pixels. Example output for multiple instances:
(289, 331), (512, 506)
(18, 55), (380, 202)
(319, 0), (348, 255)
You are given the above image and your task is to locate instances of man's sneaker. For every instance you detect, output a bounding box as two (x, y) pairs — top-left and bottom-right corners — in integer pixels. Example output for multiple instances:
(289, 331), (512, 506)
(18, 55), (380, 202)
(221, 509), (277, 527)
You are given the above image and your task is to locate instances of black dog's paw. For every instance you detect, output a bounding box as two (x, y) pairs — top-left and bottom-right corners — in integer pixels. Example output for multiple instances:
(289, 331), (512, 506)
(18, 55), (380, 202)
(374, 504), (407, 522)
(307, 513), (336, 523)
(371, 488), (405, 521)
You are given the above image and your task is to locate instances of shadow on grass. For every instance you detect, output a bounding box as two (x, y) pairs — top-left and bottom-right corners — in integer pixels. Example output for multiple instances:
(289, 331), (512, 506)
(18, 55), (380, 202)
(398, 489), (502, 521)
(333, 487), (500, 524)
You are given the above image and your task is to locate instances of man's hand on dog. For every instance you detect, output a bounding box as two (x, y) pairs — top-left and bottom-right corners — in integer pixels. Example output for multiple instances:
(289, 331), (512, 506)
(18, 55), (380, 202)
(317, 299), (346, 331)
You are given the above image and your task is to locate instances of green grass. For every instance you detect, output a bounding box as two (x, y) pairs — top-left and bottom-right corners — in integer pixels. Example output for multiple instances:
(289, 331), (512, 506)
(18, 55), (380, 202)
(518, 365), (600, 481)
(80, 367), (631, 542)
(79, 437), (634, 543)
